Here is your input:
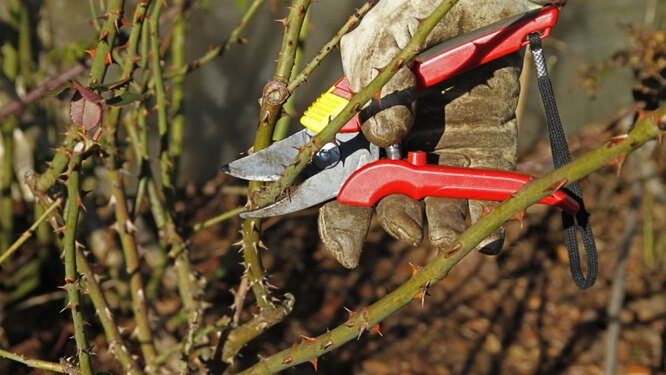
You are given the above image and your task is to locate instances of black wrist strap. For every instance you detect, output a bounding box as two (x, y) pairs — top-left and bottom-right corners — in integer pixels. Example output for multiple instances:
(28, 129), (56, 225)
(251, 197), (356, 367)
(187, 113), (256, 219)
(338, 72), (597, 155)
(528, 33), (598, 290)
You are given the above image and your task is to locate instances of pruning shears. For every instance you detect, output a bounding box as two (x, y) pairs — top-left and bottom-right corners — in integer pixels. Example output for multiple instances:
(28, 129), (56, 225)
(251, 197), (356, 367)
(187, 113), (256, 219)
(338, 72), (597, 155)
(222, 6), (579, 218)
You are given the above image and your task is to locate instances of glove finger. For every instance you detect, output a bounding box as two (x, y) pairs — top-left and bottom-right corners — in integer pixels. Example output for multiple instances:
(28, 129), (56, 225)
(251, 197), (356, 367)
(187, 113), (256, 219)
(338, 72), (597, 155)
(360, 66), (416, 148)
(318, 200), (373, 269)
(376, 194), (424, 246)
(424, 196), (468, 249)
(468, 199), (505, 255)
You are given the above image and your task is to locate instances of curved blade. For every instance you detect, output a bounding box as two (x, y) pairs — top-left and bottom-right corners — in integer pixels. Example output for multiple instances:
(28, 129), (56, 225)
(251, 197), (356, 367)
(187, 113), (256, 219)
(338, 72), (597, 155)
(240, 133), (379, 218)
(221, 129), (316, 182)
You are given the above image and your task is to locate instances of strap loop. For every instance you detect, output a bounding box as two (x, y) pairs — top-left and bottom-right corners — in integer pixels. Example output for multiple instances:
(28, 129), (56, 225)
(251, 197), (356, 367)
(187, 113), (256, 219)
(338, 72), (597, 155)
(528, 33), (598, 290)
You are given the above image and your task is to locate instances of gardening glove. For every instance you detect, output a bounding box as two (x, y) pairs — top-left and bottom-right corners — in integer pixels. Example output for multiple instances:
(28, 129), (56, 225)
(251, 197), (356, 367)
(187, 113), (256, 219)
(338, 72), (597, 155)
(318, 0), (547, 269)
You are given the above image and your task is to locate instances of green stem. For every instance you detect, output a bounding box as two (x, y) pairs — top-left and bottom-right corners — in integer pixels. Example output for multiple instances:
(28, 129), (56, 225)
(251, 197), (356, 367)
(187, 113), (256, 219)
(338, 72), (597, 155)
(192, 207), (245, 231)
(149, 0), (175, 210)
(62, 153), (94, 375)
(154, 315), (232, 366)
(34, 0), (126, 195)
(0, 197), (62, 265)
(88, 0), (102, 32)
(221, 294), (295, 364)
(287, 0), (376, 93)
(76, 248), (143, 375)
(241, 0), (311, 311)
(0, 116), (16, 252)
(89, 0), (125, 84)
(273, 8), (309, 141)
(0, 348), (65, 373)
(170, 0), (187, 183)
(17, 0), (33, 88)
(237, 107), (666, 375)
(177, 251), (200, 375)
(109, 168), (157, 368)
(252, 0), (460, 208)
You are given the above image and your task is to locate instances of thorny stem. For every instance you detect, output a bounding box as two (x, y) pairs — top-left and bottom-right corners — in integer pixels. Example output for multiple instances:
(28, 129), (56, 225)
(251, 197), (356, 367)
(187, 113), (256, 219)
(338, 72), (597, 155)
(34, 0), (126, 195)
(109, 168), (158, 368)
(0, 197), (62, 265)
(0, 116), (15, 252)
(93, 0), (159, 368)
(176, 251), (202, 374)
(164, 0), (265, 80)
(252, 0), (460, 208)
(221, 294), (295, 364)
(150, 0), (175, 210)
(286, 0), (376, 93)
(170, 0), (187, 182)
(243, 0), (310, 305)
(0, 348), (65, 373)
(62, 153), (94, 375)
(228, 0), (311, 366)
(76, 248), (143, 375)
(154, 315), (232, 366)
(273, 8), (309, 141)
(237, 108), (666, 375)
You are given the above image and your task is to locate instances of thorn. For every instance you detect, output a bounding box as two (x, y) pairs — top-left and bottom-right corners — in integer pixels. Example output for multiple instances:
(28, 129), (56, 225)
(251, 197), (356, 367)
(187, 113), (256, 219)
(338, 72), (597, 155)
(543, 178), (568, 193)
(606, 155), (626, 177)
(370, 324), (383, 336)
(509, 209), (527, 229)
(76, 194), (86, 212)
(300, 335), (317, 345)
(258, 240), (269, 251)
(408, 262), (422, 277)
(124, 219), (138, 234)
(606, 134), (629, 147)
(445, 242), (462, 258)
(309, 358), (318, 371)
(412, 290), (427, 307)
(343, 306), (358, 319)
(391, 57), (405, 72)
(636, 109), (651, 122)
(372, 89), (382, 107)
(100, 29), (110, 43)
(320, 340), (333, 350)
(275, 17), (288, 27)
(84, 49), (96, 58)
(356, 325), (366, 340)
(478, 202), (495, 218)
(60, 301), (76, 313)
(282, 356), (293, 364)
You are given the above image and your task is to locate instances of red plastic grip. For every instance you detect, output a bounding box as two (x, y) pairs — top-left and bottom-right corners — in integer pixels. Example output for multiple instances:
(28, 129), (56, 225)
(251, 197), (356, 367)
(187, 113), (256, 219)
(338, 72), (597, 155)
(414, 6), (558, 89)
(337, 152), (579, 215)
(334, 6), (559, 133)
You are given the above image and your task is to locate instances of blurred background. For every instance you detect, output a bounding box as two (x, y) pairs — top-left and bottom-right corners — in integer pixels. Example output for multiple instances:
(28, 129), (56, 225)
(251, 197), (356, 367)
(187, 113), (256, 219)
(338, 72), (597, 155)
(1, 0), (665, 374)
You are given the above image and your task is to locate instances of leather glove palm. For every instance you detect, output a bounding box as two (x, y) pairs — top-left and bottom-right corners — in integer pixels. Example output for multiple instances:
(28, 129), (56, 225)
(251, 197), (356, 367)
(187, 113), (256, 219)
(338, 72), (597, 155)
(319, 0), (546, 268)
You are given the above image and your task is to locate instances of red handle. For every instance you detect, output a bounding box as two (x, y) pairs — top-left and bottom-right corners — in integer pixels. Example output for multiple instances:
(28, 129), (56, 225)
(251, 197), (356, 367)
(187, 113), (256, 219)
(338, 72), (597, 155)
(337, 152), (579, 215)
(335, 6), (559, 133)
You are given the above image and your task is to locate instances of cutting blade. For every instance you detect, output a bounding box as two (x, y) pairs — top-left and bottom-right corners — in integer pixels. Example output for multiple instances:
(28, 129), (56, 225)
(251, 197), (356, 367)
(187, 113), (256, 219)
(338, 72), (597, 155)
(221, 129), (317, 182)
(240, 132), (379, 218)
